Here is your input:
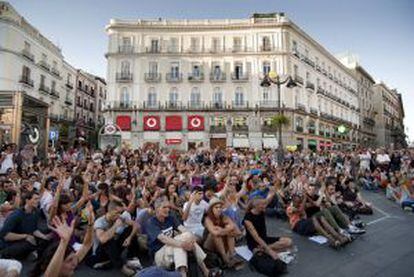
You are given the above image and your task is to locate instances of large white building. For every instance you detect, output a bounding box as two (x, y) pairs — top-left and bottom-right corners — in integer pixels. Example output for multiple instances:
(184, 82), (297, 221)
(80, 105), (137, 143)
(105, 13), (360, 150)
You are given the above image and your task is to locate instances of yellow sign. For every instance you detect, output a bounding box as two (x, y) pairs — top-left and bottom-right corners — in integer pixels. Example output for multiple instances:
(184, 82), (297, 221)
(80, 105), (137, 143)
(268, 71), (278, 79)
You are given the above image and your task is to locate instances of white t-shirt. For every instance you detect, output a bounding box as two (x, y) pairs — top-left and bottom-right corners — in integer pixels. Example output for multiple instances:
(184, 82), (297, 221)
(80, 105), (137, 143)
(183, 200), (208, 228)
(376, 154), (390, 164)
(40, 190), (54, 218)
(0, 153), (14, 174)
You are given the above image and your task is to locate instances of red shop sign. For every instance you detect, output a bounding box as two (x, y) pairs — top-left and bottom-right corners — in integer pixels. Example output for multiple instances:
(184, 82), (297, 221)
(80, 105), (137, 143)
(166, 139), (182, 145)
(188, 115), (204, 131)
(143, 115), (160, 131)
(116, 115), (131, 131)
(165, 115), (182, 131)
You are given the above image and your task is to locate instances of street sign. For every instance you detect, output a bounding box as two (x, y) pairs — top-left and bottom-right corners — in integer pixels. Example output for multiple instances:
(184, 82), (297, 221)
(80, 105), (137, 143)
(49, 130), (59, 141)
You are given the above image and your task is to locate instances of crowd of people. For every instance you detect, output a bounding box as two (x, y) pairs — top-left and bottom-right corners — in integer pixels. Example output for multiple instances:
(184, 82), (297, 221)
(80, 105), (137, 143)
(0, 141), (413, 277)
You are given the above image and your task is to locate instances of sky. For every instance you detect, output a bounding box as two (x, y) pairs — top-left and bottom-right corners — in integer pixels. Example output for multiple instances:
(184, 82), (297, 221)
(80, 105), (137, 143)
(7, 0), (414, 142)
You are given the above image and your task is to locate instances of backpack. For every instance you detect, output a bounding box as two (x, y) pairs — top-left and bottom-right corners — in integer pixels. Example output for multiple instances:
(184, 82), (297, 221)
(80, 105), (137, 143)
(249, 252), (287, 276)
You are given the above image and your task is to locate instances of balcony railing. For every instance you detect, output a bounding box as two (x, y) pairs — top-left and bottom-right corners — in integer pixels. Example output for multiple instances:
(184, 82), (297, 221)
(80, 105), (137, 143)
(66, 82), (73, 89)
(146, 46), (161, 53)
(296, 126), (304, 133)
(188, 101), (204, 109)
(310, 108), (318, 115)
(167, 46), (179, 53)
(166, 73), (183, 83)
(51, 68), (60, 77)
(50, 89), (59, 98)
(232, 125), (249, 132)
(259, 101), (280, 108)
(210, 125), (227, 133)
(317, 86), (325, 95)
(39, 60), (50, 71)
(21, 49), (34, 62)
(165, 101), (182, 109)
(188, 73), (204, 82)
(116, 72), (133, 82)
(210, 72), (226, 82)
(39, 84), (50, 94)
(232, 101), (249, 108)
(144, 73), (161, 83)
(210, 102), (225, 109)
(231, 72), (249, 82)
(64, 98), (73, 105)
(292, 49), (301, 58)
(143, 101), (161, 109)
(306, 81), (315, 90)
(294, 75), (304, 85)
(118, 45), (134, 53)
(19, 75), (34, 87)
(260, 45), (272, 52)
(296, 103), (306, 112)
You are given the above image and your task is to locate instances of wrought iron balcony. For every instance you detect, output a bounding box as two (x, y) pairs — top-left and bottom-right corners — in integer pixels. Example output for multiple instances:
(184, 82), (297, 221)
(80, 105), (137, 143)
(259, 101), (280, 108)
(296, 126), (304, 133)
(116, 73), (133, 82)
(166, 73), (183, 83)
(19, 75), (34, 87)
(39, 84), (50, 94)
(39, 60), (50, 71)
(21, 49), (34, 62)
(118, 45), (134, 54)
(144, 73), (161, 83)
(310, 108), (318, 115)
(210, 102), (225, 109)
(210, 72), (226, 82)
(306, 81), (315, 90)
(231, 72), (249, 82)
(146, 46), (161, 53)
(260, 45), (272, 52)
(66, 82), (73, 89)
(292, 49), (301, 58)
(165, 101), (182, 110)
(143, 101), (160, 109)
(188, 73), (205, 82)
(232, 101), (249, 108)
(51, 68), (60, 77)
(50, 89), (59, 98)
(188, 101), (204, 109)
(296, 103), (306, 112)
(294, 75), (304, 85)
(64, 98), (73, 105)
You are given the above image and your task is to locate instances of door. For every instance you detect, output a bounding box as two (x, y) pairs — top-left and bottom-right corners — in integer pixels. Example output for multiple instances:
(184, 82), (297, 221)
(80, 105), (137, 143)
(210, 138), (226, 149)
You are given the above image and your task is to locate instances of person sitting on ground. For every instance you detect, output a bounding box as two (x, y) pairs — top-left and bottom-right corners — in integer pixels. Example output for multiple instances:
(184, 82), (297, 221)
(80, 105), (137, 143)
(182, 186), (209, 239)
(286, 194), (348, 248)
(203, 198), (243, 270)
(400, 179), (414, 211)
(243, 198), (292, 259)
(386, 176), (402, 203)
(145, 198), (221, 277)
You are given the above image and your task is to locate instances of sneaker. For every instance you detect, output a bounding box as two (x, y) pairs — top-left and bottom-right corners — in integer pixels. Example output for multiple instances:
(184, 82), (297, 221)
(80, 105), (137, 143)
(351, 220), (366, 229)
(278, 251), (295, 264)
(339, 229), (352, 241)
(126, 258), (142, 270)
(347, 225), (366, 235)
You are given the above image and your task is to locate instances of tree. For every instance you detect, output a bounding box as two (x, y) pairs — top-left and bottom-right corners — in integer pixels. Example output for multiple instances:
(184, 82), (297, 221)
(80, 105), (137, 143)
(270, 114), (290, 129)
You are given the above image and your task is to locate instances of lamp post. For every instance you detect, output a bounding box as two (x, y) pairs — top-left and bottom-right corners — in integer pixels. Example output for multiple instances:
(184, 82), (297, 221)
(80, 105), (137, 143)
(260, 71), (297, 165)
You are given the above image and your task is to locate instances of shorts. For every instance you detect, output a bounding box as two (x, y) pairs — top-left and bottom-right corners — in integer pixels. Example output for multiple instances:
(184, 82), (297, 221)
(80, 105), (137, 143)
(248, 236), (280, 251)
(293, 219), (316, 236)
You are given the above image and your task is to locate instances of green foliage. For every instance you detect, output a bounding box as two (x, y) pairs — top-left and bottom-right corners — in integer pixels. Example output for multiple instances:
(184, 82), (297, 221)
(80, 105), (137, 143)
(270, 114), (290, 127)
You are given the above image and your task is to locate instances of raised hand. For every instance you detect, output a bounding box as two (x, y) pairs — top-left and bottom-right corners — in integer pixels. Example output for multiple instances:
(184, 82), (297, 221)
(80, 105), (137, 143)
(49, 216), (75, 242)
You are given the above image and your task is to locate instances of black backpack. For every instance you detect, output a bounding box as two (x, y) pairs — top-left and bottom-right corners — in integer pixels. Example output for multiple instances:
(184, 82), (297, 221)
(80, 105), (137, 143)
(249, 252), (287, 276)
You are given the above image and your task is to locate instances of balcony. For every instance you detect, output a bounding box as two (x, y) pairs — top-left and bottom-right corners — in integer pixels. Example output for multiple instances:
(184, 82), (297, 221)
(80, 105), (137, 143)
(64, 98), (73, 105)
(39, 84), (50, 94)
(259, 101), (280, 108)
(38, 60), (50, 71)
(231, 46), (244, 53)
(165, 101), (182, 110)
(144, 73), (161, 83)
(261, 125), (278, 132)
(66, 82), (74, 89)
(296, 126), (304, 133)
(210, 125), (227, 133)
(231, 72), (249, 82)
(146, 46), (161, 53)
(210, 102), (225, 109)
(292, 49), (301, 59)
(260, 45), (272, 52)
(50, 89), (59, 98)
(166, 73), (183, 83)
(51, 68), (60, 77)
(167, 46), (180, 53)
(232, 124), (248, 132)
(143, 101), (161, 109)
(210, 72), (226, 83)
(310, 108), (318, 115)
(294, 75), (304, 85)
(306, 81), (315, 90)
(21, 49), (34, 62)
(118, 45), (134, 54)
(19, 75), (34, 87)
(188, 72), (204, 82)
(317, 86), (325, 95)
(188, 101), (204, 109)
(209, 47), (222, 53)
(187, 47), (202, 53)
(303, 57), (315, 68)
(232, 101), (249, 108)
(116, 72), (133, 83)
(296, 103), (306, 112)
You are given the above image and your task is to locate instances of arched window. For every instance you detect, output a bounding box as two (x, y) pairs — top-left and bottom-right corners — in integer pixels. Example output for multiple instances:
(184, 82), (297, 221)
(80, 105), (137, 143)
(120, 87), (130, 108)
(295, 117), (303, 132)
(235, 87), (244, 106)
(262, 61), (271, 75)
(147, 87), (157, 107)
(308, 120), (316, 134)
(190, 87), (201, 107)
(213, 87), (222, 107)
(169, 87), (178, 107)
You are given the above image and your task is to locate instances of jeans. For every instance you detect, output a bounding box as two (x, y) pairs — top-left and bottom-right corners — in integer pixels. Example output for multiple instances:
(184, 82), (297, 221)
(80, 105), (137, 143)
(401, 200), (414, 211)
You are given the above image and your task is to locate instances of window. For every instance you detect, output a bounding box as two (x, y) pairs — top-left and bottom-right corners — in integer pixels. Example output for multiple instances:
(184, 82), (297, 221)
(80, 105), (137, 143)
(121, 61), (130, 74)
(233, 37), (242, 51)
(78, 80), (82, 89)
(170, 62), (180, 78)
(67, 74), (72, 84)
(263, 61), (271, 75)
(296, 117), (303, 132)
(22, 66), (30, 78)
(169, 87), (178, 106)
(169, 38), (178, 52)
(306, 72), (310, 81)
(234, 62), (243, 79)
(262, 87), (269, 101)
(41, 53), (47, 62)
(40, 75), (46, 87)
(293, 65), (299, 76)
(149, 62), (158, 74)
(51, 81), (56, 92)
(24, 41), (31, 52)
(192, 64), (201, 77)
(213, 64), (221, 78)
(211, 38), (220, 52)
(190, 87), (201, 106)
(150, 39), (159, 52)
(52, 61), (57, 70)
(235, 87), (244, 105)
(292, 40), (298, 52)
(120, 87), (130, 108)
(147, 87), (157, 106)
(213, 87), (222, 106)
(190, 37), (200, 52)
(262, 36), (271, 51)
(122, 37), (132, 46)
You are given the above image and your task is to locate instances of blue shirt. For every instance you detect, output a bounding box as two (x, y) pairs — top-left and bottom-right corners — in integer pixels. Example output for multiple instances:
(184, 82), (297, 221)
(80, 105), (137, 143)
(145, 215), (180, 254)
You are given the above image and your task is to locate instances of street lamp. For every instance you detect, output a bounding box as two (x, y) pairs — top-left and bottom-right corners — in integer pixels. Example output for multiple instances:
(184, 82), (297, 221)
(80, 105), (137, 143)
(260, 71), (297, 165)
